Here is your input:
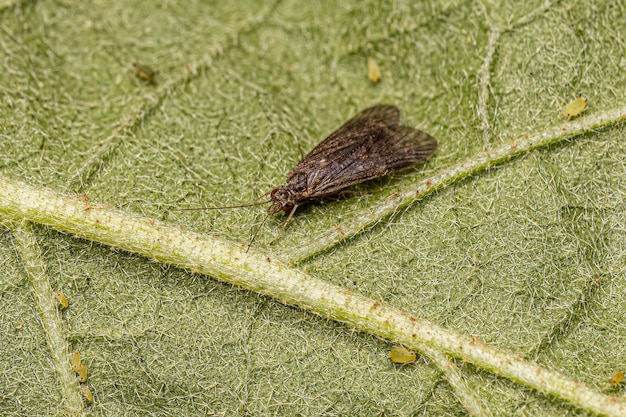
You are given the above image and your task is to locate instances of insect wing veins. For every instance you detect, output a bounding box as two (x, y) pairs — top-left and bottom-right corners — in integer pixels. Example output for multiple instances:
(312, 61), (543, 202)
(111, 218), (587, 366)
(284, 105), (436, 199)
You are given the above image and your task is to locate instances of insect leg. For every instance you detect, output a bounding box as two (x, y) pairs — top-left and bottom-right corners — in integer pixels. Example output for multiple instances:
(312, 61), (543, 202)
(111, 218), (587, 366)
(270, 204), (300, 245)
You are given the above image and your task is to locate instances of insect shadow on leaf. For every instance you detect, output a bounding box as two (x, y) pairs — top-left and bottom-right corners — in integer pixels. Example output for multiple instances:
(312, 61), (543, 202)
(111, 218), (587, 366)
(176, 105), (437, 251)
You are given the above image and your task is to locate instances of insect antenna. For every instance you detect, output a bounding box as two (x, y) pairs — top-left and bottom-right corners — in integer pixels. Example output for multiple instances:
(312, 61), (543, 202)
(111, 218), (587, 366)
(171, 200), (270, 211)
(245, 211), (273, 253)
(170, 192), (271, 211)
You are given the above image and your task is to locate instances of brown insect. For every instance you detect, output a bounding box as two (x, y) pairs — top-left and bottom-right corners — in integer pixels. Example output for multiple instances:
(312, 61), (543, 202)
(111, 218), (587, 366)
(263, 105), (436, 235)
(178, 105), (436, 249)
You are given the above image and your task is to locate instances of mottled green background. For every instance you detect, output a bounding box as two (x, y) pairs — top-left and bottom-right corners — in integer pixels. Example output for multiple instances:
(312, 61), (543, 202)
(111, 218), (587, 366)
(1, 0), (625, 415)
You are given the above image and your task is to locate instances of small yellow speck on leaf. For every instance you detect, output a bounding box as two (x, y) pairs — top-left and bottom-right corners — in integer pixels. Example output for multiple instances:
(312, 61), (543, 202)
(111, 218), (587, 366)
(71, 351), (81, 372)
(390, 346), (416, 364)
(54, 291), (69, 309)
(562, 95), (587, 118)
(77, 362), (88, 383)
(132, 62), (157, 84)
(609, 371), (624, 387)
(80, 384), (93, 404)
(368, 57), (381, 83)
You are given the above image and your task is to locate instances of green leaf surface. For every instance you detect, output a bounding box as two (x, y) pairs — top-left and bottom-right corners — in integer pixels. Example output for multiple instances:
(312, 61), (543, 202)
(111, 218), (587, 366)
(2, 0), (626, 415)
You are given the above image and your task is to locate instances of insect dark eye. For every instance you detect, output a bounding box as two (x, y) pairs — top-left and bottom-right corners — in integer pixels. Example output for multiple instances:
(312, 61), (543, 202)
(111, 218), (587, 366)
(270, 188), (278, 198)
